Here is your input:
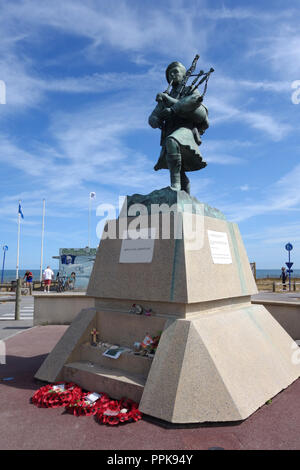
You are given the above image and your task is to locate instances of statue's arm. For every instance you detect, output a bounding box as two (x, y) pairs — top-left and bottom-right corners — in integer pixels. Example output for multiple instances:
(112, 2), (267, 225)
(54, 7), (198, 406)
(171, 89), (203, 116)
(148, 103), (164, 129)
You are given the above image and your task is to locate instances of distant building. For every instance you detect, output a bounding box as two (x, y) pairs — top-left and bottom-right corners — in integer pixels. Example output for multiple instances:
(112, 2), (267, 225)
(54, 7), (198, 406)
(53, 247), (97, 288)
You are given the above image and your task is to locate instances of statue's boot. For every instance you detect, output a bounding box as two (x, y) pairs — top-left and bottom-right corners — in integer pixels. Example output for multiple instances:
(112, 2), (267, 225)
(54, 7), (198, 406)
(181, 170), (191, 195)
(167, 153), (181, 191)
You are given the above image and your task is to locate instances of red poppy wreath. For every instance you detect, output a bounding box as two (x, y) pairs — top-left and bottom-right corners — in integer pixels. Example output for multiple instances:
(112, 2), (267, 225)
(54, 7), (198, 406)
(31, 382), (82, 408)
(65, 391), (110, 416)
(95, 397), (142, 425)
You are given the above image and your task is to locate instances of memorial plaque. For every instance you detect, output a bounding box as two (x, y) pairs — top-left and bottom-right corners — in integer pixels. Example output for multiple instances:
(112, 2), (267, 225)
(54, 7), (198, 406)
(207, 230), (232, 264)
(119, 228), (156, 263)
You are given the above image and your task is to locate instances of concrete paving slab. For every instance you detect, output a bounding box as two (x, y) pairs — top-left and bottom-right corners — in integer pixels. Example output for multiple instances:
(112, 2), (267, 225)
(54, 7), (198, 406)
(0, 320), (34, 341)
(252, 292), (300, 303)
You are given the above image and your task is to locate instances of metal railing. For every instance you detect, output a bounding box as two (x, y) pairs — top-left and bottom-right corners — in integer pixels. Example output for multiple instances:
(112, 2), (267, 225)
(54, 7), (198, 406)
(271, 281), (300, 293)
(0, 279), (59, 293)
(256, 280), (300, 293)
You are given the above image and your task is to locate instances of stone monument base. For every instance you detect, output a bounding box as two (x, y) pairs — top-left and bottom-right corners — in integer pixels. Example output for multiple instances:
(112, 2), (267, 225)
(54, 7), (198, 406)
(35, 189), (300, 423)
(140, 301), (299, 423)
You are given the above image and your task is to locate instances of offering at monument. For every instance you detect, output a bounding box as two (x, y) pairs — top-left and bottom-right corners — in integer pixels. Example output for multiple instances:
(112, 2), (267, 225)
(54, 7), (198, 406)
(129, 304), (143, 315)
(90, 328), (99, 346)
(141, 334), (154, 349)
(133, 342), (141, 352)
(103, 346), (130, 359)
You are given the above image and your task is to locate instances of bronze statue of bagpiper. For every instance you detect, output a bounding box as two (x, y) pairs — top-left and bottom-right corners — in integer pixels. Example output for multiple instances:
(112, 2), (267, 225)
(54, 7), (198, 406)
(149, 55), (214, 194)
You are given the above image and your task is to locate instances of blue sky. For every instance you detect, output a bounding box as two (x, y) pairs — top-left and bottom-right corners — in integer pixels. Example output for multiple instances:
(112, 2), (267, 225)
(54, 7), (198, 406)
(0, 0), (299, 270)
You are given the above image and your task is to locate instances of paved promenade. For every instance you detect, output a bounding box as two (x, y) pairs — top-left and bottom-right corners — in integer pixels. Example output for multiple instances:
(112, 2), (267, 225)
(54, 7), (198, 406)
(252, 292), (300, 303)
(0, 295), (33, 340)
(0, 321), (300, 450)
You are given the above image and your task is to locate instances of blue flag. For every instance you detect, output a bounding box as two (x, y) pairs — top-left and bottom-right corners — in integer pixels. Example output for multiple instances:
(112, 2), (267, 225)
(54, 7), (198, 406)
(18, 203), (24, 219)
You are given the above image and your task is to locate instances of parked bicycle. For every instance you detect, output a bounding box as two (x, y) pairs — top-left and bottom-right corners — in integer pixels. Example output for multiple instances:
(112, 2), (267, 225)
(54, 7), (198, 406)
(56, 272), (76, 292)
(56, 275), (67, 293)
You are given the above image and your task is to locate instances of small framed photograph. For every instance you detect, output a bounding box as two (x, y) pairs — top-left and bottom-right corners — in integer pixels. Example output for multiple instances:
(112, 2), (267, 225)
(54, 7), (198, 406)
(103, 347), (129, 359)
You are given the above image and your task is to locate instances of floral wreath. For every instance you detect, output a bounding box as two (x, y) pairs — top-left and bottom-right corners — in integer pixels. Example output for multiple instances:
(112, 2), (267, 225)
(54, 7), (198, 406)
(95, 397), (142, 426)
(31, 382), (82, 408)
(66, 391), (110, 417)
(31, 384), (142, 425)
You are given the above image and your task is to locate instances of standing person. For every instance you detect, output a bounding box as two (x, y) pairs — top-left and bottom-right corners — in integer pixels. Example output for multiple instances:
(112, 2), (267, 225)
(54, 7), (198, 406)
(43, 266), (54, 293)
(280, 267), (287, 291)
(68, 272), (76, 290)
(23, 270), (33, 295)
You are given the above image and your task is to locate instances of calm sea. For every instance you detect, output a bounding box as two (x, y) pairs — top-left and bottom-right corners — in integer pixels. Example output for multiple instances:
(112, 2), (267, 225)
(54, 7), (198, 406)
(1, 269), (58, 282)
(256, 269), (300, 279)
(1, 268), (299, 282)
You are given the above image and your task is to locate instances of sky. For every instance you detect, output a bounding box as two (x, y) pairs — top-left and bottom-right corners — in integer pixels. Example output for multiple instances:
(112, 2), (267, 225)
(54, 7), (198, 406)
(0, 0), (299, 270)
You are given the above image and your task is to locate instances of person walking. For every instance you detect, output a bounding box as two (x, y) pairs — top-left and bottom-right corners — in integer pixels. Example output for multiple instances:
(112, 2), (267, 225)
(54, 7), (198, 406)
(280, 267), (287, 291)
(23, 270), (33, 295)
(43, 266), (54, 293)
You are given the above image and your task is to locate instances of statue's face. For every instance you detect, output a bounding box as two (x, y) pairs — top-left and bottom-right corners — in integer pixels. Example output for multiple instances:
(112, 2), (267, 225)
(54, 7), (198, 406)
(168, 66), (185, 85)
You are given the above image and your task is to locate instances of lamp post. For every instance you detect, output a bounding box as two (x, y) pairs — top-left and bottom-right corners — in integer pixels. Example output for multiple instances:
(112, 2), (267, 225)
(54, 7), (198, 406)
(1, 245), (8, 284)
(40, 198), (45, 282)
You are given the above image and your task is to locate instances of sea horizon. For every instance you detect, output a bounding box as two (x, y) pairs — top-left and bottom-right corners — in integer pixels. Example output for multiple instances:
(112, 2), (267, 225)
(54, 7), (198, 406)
(1, 268), (300, 282)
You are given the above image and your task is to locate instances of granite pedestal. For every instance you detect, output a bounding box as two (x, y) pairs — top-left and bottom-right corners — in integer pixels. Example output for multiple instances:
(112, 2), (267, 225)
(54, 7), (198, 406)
(35, 189), (300, 423)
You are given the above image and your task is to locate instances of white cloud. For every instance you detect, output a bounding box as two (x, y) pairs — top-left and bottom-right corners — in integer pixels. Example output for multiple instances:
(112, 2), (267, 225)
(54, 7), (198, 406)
(202, 6), (297, 22)
(242, 111), (292, 142)
(240, 185), (250, 191)
(247, 25), (300, 79)
(223, 163), (300, 222)
(207, 96), (292, 141)
(243, 221), (300, 246)
(1, 0), (209, 61)
(202, 139), (251, 165)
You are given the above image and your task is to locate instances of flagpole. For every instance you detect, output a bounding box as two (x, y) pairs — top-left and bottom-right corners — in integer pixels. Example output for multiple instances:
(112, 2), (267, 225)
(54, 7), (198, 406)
(88, 195), (91, 248)
(40, 198), (46, 282)
(1, 246), (8, 284)
(88, 192), (96, 249)
(16, 200), (21, 280)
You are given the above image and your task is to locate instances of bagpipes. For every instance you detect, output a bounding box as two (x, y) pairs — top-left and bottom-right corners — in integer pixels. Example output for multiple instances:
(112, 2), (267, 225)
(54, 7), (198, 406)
(157, 54), (214, 102)
(180, 54), (214, 100)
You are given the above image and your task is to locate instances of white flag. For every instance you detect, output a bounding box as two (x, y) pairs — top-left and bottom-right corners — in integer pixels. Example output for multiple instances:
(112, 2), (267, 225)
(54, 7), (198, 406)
(90, 192), (96, 199)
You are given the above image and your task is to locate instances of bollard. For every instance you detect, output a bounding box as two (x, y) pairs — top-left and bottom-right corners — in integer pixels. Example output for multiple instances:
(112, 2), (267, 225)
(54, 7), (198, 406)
(15, 278), (21, 320)
(272, 281), (276, 292)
